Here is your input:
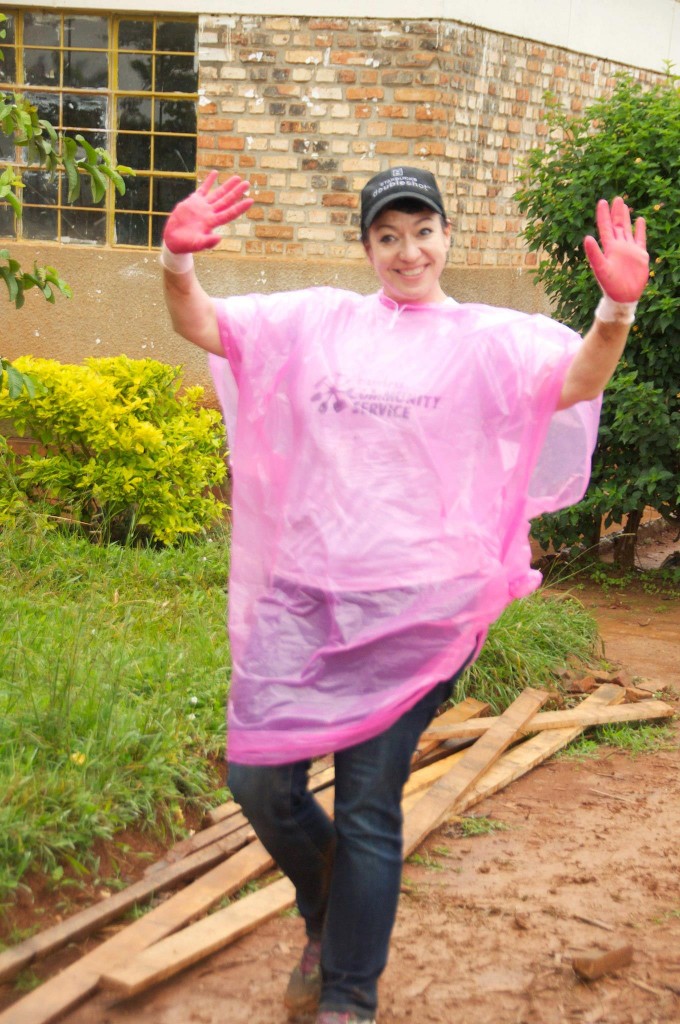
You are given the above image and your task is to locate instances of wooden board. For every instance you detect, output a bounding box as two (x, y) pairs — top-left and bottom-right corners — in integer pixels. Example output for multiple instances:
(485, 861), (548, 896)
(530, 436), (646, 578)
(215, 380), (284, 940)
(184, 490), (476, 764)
(0, 820), (255, 986)
(103, 876), (296, 996)
(99, 687), (624, 1000)
(455, 683), (626, 815)
(402, 688), (549, 855)
(0, 838), (275, 1024)
(422, 698), (674, 741)
(0, 787), (335, 1024)
(414, 696), (489, 760)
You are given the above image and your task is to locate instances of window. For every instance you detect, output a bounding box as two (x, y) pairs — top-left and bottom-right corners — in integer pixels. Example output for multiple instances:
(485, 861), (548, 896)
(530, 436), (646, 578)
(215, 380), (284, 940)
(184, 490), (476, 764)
(0, 10), (198, 247)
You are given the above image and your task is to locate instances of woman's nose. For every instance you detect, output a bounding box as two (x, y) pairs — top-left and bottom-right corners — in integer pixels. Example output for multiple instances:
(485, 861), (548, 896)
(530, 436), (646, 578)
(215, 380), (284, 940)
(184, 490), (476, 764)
(400, 237), (419, 260)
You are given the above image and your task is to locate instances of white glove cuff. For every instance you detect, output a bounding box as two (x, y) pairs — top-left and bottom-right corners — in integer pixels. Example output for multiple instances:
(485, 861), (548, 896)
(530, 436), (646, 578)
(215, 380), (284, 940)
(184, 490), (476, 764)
(160, 243), (194, 274)
(595, 294), (637, 325)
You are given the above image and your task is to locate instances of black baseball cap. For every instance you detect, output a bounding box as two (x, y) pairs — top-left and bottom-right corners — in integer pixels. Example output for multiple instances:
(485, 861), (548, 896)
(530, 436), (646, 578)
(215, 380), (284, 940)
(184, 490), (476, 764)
(360, 166), (446, 235)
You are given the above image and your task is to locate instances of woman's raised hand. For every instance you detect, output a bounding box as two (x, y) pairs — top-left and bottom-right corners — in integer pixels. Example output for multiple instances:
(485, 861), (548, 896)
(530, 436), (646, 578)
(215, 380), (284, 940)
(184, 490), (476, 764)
(583, 196), (649, 303)
(163, 172), (253, 254)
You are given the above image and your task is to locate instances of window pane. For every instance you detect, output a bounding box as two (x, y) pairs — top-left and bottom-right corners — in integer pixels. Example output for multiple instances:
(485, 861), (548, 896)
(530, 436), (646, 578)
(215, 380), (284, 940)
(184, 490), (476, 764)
(1, 14), (15, 45)
(155, 99), (196, 134)
(64, 50), (108, 89)
(0, 133), (14, 159)
(22, 170), (58, 205)
(61, 207), (106, 243)
(119, 20), (153, 52)
(116, 175), (150, 211)
(24, 49), (59, 87)
(24, 13), (60, 47)
(154, 134), (196, 173)
(0, 204), (15, 237)
(118, 53), (152, 92)
(115, 211), (149, 246)
(157, 22), (196, 53)
(22, 205), (58, 241)
(117, 96), (151, 132)
(27, 91), (61, 127)
(0, 48), (17, 84)
(63, 16), (108, 50)
(117, 132), (151, 170)
(155, 54), (197, 94)
(64, 93), (107, 132)
(153, 176), (194, 213)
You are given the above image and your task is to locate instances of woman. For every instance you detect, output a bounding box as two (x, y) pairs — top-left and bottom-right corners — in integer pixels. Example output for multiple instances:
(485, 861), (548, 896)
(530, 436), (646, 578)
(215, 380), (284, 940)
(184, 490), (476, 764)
(161, 167), (648, 1024)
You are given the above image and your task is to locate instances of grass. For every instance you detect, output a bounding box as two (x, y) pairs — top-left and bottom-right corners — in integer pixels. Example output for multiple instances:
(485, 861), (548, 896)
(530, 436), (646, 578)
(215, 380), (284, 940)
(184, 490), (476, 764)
(0, 520), (604, 910)
(0, 520), (232, 906)
(458, 816), (510, 838)
(457, 590), (600, 713)
(557, 720), (676, 761)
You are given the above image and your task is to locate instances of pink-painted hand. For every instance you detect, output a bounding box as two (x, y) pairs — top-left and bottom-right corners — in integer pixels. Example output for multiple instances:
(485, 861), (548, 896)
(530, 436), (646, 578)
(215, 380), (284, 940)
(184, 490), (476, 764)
(583, 196), (649, 303)
(163, 172), (253, 254)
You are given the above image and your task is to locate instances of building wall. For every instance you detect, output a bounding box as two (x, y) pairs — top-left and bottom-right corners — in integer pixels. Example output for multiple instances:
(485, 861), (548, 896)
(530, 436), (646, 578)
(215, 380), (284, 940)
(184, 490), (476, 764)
(3, 11), (666, 397)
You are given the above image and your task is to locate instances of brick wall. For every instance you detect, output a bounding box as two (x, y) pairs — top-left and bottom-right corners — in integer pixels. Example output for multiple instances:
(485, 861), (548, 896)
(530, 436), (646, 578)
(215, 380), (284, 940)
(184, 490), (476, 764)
(197, 15), (660, 266)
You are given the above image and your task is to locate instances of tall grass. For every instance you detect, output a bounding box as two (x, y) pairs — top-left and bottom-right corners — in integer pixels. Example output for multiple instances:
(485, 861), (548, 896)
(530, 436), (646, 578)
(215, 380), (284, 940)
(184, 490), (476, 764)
(458, 591), (600, 712)
(0, 522), (231, 904)
(0, 522), (600, 906)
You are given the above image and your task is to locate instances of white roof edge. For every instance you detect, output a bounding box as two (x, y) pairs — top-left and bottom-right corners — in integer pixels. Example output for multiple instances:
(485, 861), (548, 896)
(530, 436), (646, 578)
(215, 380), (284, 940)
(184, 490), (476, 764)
(5, 0), (680, 75)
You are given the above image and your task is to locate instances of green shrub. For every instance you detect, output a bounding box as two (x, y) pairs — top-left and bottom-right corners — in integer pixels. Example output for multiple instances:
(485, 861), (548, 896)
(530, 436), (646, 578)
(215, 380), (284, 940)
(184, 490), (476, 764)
(515, 73), (680, 565)
(0, 355), (227, 545)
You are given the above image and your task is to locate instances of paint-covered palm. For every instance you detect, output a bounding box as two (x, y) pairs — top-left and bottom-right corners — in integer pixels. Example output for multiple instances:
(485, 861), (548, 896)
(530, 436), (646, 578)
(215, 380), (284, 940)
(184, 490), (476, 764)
(163, 171), (253, 254)
(584, 196), (649, 303)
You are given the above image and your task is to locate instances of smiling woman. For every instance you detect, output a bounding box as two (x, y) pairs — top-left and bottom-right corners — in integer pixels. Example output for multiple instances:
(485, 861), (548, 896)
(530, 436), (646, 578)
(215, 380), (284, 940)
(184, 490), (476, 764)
(150, 164), (653, 1024)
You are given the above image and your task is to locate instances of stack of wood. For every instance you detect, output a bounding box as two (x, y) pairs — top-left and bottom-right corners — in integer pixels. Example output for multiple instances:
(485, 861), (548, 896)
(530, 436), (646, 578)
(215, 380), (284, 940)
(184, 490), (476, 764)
(0, 681), (673, 1024)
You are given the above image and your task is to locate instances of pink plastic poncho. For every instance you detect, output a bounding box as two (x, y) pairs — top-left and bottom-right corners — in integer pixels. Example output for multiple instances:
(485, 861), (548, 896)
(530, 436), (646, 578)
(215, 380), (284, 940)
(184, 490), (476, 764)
(209, 288), (601, 766)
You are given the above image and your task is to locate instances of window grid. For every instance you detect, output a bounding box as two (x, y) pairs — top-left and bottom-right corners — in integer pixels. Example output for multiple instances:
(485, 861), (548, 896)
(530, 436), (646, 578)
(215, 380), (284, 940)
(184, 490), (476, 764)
(0, 10), (198, 248)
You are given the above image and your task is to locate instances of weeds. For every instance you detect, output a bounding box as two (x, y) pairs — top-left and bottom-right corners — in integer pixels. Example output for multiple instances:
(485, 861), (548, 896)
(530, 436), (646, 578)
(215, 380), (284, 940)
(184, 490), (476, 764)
(0, 521), (231, 904)
(557, 721), (676, 761)
(457, 590), (599, 712)
(458, 816), (510, 838)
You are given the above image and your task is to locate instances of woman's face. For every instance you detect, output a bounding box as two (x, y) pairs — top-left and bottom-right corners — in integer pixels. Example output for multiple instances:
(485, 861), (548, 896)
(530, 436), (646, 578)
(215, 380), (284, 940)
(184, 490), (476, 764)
(364, 208), (451, 305)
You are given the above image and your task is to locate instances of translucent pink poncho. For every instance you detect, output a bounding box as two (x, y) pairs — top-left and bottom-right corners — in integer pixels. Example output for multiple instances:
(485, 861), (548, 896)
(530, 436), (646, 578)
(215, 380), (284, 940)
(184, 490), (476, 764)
(209, 288), (601, 766)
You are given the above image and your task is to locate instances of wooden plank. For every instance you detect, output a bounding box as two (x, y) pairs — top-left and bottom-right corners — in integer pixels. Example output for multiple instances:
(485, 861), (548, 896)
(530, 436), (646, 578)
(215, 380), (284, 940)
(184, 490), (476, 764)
(103, 877), (296, 996)
(0, 821), (255, 986)
(414, 696), (489, 760)
(402, 688), (549, 855)
(0, 838), (275, 1024)
(146, 816), (254, 874)
(422, 698), (674, 741)
(100, 688), (623, 1000)
(433, 683), (627, 818)
(0, 786), (335, 1024)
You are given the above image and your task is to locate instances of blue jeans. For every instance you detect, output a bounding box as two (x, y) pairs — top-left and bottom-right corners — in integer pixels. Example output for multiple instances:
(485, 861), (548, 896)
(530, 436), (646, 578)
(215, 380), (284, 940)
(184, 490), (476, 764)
(228, 672), (463, 1019)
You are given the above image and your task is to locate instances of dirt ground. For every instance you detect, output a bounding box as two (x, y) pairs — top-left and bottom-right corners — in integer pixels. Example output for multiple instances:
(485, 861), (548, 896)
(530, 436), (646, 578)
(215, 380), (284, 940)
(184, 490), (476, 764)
(3, 529), (679, 1024)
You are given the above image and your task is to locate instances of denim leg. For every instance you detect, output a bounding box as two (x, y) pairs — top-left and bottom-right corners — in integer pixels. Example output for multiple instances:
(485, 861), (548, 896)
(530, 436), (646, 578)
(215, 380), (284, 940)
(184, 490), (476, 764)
(319, 675), (458, 1018)
(228, 759), (336, 938)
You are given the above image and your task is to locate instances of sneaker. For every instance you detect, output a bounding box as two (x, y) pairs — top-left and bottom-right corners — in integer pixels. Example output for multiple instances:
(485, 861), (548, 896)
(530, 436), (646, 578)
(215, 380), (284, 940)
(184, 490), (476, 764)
(315, 1013), (377, 1024)
(284, 937), (322, 1016)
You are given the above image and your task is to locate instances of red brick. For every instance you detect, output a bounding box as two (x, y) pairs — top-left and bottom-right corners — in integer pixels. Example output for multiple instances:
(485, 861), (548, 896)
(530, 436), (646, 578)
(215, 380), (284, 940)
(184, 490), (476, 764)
(218, 137), (246, 150)
(322, 194), (358, 207)
(255, 225), (294, 238)
(375, 141), (409, 154)
(378, 105), (409, 118)
(347, 87), (384, 100)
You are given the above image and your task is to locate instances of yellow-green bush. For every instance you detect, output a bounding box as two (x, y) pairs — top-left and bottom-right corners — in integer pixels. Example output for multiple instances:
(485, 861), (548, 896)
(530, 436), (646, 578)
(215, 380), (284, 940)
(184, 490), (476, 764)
(0, 355), (227, 545)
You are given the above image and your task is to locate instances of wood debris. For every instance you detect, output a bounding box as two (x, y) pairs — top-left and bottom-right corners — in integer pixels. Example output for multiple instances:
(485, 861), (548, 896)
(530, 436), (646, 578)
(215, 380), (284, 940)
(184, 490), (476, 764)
(572, 943), (634, 980)
(0, 683), (672, 1024)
